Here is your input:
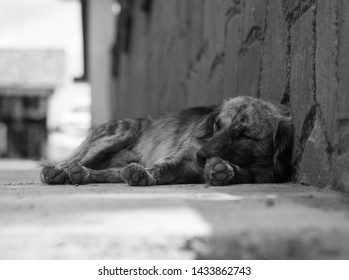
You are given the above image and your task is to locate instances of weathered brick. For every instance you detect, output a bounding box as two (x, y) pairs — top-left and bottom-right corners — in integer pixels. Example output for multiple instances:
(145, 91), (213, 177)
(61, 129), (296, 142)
(237, 41), (261, 98)
(332, 0), (349, 192)
(223, 14), (240, 98)
(225, 0), (267, 98)
(337, 0), (349, 121)
(336, 121), (349, 155)
(315, 0), (338, 145)
(289, 7), (315, 150)
(115, 54), (131, 120)
(187, 0), (204, 63)
(282, 0), (314, 21)
(242, 0), (268, 39)
(146, 0), (183, 116)
(332, 120), (349, 192)
(166, 35), (189, 113)
(184, 57), (209, 108)
(206, 56), (224, 105)
(297, 115), (331, 188)
(332, 153), (349, 192)
(125, 4), (151, 118)
(260, 0), (288, 103)
(203, 0), (230, 104)
(203, 0), (228, 60)
(282, 0), (301, 16)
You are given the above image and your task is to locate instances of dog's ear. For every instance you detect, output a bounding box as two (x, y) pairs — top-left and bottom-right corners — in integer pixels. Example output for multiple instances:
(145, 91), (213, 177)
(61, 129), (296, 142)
(196, 106), (220, 140)
(272, 116), (293, 180)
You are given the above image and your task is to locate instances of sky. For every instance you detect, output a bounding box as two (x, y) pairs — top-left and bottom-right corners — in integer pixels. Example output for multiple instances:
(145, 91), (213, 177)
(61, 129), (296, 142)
(0, 0), (83, 78)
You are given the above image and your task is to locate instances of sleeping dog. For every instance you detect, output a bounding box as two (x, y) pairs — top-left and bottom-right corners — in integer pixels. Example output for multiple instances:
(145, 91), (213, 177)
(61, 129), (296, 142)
(41, 96), (293, 186)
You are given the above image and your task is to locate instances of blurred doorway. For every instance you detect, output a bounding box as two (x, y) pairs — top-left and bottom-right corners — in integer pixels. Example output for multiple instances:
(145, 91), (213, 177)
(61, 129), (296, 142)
(0, 0), (90, 161)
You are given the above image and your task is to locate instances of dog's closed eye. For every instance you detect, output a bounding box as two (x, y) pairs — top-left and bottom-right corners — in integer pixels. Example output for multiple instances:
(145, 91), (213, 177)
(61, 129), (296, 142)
(231, 127), (259, 141)
(240, 134), (259, 141)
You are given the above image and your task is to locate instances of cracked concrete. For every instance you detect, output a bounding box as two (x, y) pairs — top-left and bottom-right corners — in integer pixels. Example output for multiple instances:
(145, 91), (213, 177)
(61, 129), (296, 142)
(1, 160), (349, 260)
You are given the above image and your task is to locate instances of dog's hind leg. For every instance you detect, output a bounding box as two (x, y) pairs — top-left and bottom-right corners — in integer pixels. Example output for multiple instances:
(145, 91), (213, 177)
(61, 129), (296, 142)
(40, 161), (69, 184)
(65, 150), (139, 185)
(41, 119), (144, 185)
(65, 164), (124, 185)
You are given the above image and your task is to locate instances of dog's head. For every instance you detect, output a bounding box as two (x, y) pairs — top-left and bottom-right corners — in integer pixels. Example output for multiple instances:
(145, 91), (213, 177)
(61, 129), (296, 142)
(196, 96), (293, 181)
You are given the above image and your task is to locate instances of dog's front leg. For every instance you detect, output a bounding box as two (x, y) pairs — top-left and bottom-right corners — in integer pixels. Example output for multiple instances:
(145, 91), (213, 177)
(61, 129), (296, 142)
(204, 157), (254, 186)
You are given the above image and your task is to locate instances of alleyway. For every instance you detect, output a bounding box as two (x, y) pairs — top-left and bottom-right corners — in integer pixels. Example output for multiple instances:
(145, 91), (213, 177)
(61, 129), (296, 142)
(1, 160), (349, 259)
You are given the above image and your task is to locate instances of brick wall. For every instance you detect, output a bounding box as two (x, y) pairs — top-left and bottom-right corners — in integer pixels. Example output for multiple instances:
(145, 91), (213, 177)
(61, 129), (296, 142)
(113, 0), (349, 192)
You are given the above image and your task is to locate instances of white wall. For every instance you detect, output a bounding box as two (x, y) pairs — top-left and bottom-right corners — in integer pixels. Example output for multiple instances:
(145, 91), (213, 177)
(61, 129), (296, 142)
(88, 0), (116, 127)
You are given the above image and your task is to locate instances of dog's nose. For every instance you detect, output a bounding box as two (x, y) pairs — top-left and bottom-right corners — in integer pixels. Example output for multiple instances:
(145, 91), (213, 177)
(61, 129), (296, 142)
(196, 149), (212, 166)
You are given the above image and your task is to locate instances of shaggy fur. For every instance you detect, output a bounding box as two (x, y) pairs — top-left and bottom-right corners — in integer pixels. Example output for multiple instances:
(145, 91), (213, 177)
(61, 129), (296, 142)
(41, 96), (293, 186)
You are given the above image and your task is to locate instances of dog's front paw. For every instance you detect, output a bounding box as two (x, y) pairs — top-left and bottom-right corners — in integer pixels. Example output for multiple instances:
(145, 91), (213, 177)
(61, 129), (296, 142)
(67, 163), (89, 185)
(121, 163), (155, 186)
(204, 157), (235, 186)
(41, 166), (68, 185)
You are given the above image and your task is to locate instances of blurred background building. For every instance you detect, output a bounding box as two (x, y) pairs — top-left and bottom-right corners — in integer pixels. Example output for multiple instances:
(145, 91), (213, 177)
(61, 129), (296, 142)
(0, 0), (118, 161)
(0, 49), (64, 159)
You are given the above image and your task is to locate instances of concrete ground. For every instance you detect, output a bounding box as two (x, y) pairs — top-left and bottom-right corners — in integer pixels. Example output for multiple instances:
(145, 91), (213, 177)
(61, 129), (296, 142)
(1, 160), (349, 260)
